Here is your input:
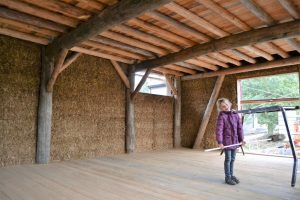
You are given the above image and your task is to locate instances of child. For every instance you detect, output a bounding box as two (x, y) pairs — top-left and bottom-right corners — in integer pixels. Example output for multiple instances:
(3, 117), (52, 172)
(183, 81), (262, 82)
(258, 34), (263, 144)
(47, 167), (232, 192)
(215, 98), (245, 185)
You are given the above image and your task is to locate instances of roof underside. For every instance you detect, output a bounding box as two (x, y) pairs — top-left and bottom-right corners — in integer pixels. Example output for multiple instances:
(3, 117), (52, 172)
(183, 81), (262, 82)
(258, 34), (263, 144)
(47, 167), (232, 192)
(0, 0), (300, 77)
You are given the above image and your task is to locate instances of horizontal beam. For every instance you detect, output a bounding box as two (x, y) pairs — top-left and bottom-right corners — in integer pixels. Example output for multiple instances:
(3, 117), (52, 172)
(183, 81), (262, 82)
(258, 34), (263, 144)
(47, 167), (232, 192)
(182, 56), (300, 80)
(47, 0), (172, 53)
(240, 98), (300, 105)
(134, 20), (300, 71)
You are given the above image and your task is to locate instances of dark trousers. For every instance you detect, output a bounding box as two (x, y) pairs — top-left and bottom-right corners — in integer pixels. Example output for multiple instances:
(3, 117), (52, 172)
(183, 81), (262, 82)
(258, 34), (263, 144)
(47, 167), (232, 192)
(224, 149), (236, 178)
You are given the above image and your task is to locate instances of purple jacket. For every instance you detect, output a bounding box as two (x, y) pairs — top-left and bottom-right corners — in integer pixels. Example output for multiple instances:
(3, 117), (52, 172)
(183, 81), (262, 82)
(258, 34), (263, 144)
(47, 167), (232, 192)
(216, 110), (244, 150)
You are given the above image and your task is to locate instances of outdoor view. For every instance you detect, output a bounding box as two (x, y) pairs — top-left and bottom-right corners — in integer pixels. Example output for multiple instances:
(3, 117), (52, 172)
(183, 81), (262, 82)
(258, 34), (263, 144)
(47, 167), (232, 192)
(239, 73), (300, 156)
(135, 72), (170, 96)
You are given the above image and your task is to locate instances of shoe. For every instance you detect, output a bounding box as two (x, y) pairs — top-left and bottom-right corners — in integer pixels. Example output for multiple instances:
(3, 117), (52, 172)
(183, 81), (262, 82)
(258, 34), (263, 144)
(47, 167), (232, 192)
(225, 177), (236, 185)
(231, 176), (240, 184)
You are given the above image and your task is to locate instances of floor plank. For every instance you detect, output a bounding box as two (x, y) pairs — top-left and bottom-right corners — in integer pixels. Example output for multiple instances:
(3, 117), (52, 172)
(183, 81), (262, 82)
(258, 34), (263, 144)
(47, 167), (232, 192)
(0, 149), (299, 200)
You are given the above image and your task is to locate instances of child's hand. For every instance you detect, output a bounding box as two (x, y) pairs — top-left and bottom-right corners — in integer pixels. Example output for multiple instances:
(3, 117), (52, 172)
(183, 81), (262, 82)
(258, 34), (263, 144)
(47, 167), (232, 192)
(219, 144), (224, 149)
(241, 141), (246, 146)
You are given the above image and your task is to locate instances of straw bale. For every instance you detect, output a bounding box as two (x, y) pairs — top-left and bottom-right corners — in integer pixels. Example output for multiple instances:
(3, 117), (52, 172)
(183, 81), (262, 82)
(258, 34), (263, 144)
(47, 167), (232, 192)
(0, 35), (40, 167)
(135, 93), (174, 152)
(51, 55), (126, 161)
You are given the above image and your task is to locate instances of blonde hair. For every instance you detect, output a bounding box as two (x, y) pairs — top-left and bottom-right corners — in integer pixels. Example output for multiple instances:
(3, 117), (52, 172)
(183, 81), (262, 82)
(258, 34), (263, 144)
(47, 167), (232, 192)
(216, 98), (232, 112)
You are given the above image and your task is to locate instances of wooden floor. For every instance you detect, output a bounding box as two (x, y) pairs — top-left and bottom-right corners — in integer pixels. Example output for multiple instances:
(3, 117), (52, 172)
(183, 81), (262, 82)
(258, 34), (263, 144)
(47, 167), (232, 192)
(0, 149), (299, 200)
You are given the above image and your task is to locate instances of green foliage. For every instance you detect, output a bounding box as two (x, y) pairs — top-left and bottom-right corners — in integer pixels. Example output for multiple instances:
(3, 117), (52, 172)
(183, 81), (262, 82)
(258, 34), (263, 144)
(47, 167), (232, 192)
(241, 73), (299, 134)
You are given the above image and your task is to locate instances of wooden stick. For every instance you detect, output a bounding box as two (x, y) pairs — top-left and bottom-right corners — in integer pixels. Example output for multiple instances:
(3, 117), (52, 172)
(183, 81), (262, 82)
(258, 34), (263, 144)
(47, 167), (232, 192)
(205, 143), (243, 152)
(153, 68), (184, 77)
(164, 64), (197, 74)
(241, 98), (300, 105)
(263, 42), (289, 58)
(210, 52), (241, 66)
(131, 68), (151, 100)
(175, 62), (206, 72)
(199, 55), (229, 68)
(193, 75), (225, 149)
(47, 0), (173, 53)
(111, 60), (130, 89)
(134, 20), (300, 71)
(59, 52), (82, 73)
(186, 59), (218, 71)
(182, 56), (300, 80)
(47, 48), (69, 92)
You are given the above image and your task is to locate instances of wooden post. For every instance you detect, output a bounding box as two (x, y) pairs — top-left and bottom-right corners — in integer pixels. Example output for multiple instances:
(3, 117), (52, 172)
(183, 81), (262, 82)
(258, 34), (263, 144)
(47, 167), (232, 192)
(165, 75), (178, 96)
(174, 77), (181, 148)
(193, 75), (225, 149)
(126, 66), (136, 153)
(36, 47), (54, 164)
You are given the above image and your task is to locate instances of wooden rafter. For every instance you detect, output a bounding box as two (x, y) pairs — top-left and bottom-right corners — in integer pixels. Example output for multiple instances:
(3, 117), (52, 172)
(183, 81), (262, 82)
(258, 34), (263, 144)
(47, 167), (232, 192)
(182, 56), (300, 80)
(47, 0), (173, 54)
(134, 19), (300, 71)
(110, 60), (130, 89)
(193, 75), (225, 149)
(278, 0), (300, 19)
(286, 38), (300, 53)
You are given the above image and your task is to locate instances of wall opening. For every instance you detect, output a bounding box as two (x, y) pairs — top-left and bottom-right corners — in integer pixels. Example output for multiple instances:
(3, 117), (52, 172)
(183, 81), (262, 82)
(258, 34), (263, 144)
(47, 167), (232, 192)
(134, 72), (171, 96)
(237, 72), (300, 156)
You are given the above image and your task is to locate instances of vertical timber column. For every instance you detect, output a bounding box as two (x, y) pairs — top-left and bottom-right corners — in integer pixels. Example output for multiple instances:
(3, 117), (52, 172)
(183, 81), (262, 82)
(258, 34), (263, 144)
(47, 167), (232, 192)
(36, 47), (54, 164)
(174, 77), (181, 148)
(126, 66), (136, 153)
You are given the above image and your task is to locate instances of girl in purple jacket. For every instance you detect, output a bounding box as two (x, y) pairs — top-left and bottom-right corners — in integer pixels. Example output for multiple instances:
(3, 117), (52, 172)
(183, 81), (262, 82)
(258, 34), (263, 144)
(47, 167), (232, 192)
(216, 98), (245, 185)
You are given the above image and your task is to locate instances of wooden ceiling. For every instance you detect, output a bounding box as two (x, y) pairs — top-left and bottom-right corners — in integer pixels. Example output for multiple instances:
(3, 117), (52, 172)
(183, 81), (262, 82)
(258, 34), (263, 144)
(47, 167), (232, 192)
(0, 0), (300, 77)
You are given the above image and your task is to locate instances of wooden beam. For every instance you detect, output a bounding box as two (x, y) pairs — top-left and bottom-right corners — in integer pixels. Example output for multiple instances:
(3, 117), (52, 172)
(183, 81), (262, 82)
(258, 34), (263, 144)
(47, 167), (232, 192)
(230, 49), (256, 64)
(70, 46), (134, 64)
(0, 7), (66, 32)
(129, 18), (195, 47)
(164, 64), (197, 74)
(111, 60), (130, 89)
(126, 66), (136, 153)
(240, 97), (300, 105)
(243, 46), (274, 61)
(173, 77), (181, 148)
(153, 68), (184, 77)
(113, 24), (181, 52)
(91, 36), (155, 58)
(278, 0), (300, 19)
(101, 31), (169, 55)
(182, 56), (300, 80)
(165, 2), (229, 37)
(193, 75), (225, 149)
(186, 59), (218, 71)
(36, 47), (54, 164)
(0, 27), (49, 45)
(286, 38), (300, 53)
(198, 0), (252, 31)
(47, 49), (69, 92)
(175, 62), (206, 72)
(263, 42), (290, 58)
(47, 0), (173, 53)
(59, 52), (82, 73)
(164, 75), (178, 96)
(199, 55), (229, 68)
(131, 68), (151, 100)
(240, 0), (276, 25)
(134, 20), (300, 71)
(210, 52), (241, 66)
(0, 0), (78, 27)
(146, 10), (211, 42)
